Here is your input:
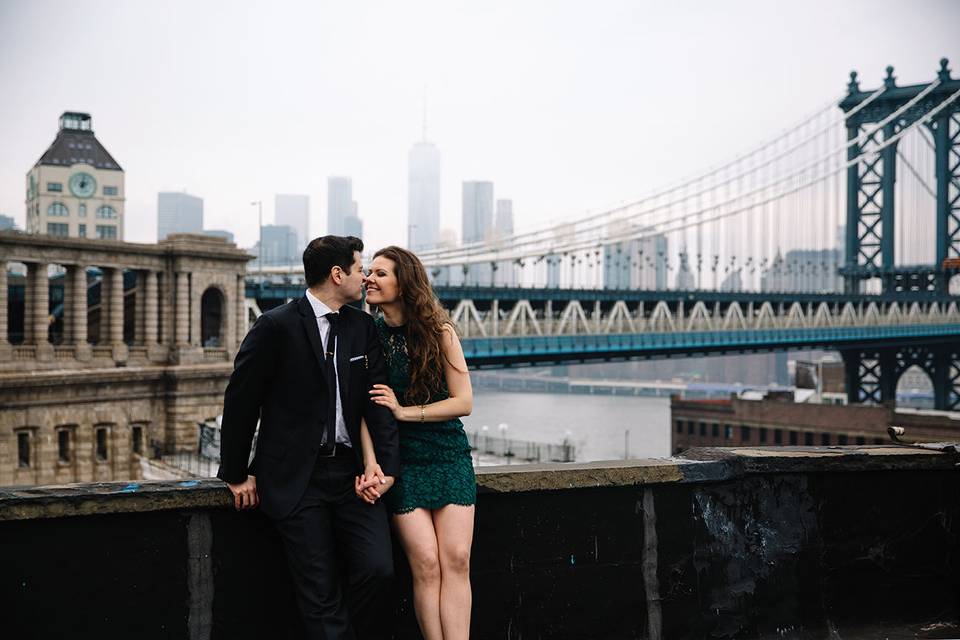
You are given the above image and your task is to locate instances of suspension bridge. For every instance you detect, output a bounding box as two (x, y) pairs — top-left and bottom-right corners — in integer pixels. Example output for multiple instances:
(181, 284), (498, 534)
(248, 61), (959, 407)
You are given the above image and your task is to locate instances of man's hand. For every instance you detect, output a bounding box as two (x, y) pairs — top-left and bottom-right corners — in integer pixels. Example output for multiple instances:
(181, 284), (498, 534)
(226, 475), (259, 511)
(355, 465), (395, 504)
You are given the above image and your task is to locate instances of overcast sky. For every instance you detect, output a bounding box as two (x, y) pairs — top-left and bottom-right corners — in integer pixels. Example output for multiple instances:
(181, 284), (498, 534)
(0, 0), (957, 252)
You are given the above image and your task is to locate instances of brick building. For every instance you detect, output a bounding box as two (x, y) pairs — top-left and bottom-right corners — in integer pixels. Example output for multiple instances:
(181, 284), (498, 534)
(671, 392), (959, 454)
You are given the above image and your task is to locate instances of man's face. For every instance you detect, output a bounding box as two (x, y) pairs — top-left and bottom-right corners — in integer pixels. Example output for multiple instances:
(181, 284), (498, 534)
(340, 251), (365, 302)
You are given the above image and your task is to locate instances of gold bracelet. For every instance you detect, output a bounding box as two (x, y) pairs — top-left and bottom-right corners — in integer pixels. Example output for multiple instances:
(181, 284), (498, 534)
(419, 405), (425, 422)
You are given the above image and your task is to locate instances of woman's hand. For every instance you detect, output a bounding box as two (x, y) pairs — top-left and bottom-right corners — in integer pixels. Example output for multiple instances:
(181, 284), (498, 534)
(355, 462), (386, 504)
(369, 384), (404, 420)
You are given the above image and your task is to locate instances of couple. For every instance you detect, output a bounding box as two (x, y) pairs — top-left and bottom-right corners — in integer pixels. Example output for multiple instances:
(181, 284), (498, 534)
(217, 235), (475, 640)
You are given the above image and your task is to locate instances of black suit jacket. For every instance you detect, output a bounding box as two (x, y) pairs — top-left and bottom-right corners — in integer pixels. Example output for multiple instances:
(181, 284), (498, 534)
(217, 297), (400, 519)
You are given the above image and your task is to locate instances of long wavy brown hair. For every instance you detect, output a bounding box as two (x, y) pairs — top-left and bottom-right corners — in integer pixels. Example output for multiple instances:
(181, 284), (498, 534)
(372, 246), (462, 405)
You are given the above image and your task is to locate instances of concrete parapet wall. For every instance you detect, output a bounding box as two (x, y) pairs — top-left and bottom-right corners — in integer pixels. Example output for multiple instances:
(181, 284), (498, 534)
(2, 446), (958, 638)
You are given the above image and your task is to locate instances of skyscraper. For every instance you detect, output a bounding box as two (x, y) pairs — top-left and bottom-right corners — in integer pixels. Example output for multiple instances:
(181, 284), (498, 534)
(603, 227), (668, 290)
(157, 192), (203, 240)
(343, 202), (363, 239)
(462, 181), (494, 285)
(408, 142), (441, 250)
(494, 199), (515, 286)
(275, 194), (310, 249)
(258, 224), (299, 266)
(327, 177), (353, 236)
(462, 181), (493, 244)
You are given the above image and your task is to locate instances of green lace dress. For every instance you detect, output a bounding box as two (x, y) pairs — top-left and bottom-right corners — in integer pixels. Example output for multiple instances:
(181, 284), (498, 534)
(375, 316), (476, 515)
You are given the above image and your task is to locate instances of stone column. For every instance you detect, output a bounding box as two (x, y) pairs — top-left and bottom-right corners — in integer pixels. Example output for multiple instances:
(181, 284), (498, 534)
(69, 265), (91, 360)
(29, 262), (52, 360)
(0, 261), (8, 346)
(144, 270), (158, 345)
(107, 268), (124, 345)
(70, 266), (88, 344)
(175, 271), (189, 346)
(236, 274), (246, 346)
(31, 262), (50, 345)
(134, 271), (147, 345)
(103, 267), (127, 361)
(189, 276), (202, 347)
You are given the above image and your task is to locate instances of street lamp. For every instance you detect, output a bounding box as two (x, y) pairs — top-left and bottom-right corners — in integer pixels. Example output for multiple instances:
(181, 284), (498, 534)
(250, 201), (263, 279)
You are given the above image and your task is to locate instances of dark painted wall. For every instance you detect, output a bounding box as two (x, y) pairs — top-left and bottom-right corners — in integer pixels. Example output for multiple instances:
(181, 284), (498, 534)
(2, 451), (959, 639)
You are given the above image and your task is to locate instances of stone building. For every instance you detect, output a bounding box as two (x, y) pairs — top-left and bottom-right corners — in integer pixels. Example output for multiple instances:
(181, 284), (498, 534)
(0, 231), (252, 486)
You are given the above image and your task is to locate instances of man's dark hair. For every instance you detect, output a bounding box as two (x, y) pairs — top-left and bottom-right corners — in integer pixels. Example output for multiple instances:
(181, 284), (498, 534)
(303, 235), (364, 287)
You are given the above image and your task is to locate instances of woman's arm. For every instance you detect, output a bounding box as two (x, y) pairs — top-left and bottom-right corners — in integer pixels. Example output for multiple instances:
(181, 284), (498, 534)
(370, 324), (473, 422)
(354, 417), (392, 503)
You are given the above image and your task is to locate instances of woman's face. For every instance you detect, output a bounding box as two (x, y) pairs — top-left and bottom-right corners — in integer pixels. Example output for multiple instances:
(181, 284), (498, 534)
(364, 255), (400, 305)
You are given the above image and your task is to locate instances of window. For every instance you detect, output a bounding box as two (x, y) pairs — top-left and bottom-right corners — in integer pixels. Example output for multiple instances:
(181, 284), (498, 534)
(78, 224), (86, 238)
(132, 426), (143, 455)
(687, 421), (694, 435)
(741, 425), (751, 442)
(711, 423), (719, 437)
(724, 424), (733, 440)
(79, 203), (86, 217)
(855, 436), (866, 445)
(96, 225), (117, 239)
(774, 429), (783, 445)
(821, 433), (831, 445)
(789, 431), (798, 446)
(873, 437), (884, 445)
(804, 432), (814, 446)
(47, 223), (69, 237)
(838, 434), (849, 445)
(58, 428), (71, 462)
(96, 205), (117, 219)
(48, 202), (69, 217)
(17, 432), (30, 467)
(95, 427), (109, 461)
(47, 182), (63, 192)
(759, 427), (768, 444)
(699, 422), (706, 436)
(675, 420), (683, 434)
(103, 186), (118, 196)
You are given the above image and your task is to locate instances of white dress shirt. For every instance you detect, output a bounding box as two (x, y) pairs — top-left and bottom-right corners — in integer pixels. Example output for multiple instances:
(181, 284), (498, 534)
(305, 290), (350, 446)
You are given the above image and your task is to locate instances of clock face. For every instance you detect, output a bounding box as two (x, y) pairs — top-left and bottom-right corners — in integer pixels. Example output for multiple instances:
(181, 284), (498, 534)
(69, 172), (97, 198)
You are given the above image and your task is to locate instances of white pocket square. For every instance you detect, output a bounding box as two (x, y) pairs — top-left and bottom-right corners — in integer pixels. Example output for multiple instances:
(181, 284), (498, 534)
(349, 355), (365, 362)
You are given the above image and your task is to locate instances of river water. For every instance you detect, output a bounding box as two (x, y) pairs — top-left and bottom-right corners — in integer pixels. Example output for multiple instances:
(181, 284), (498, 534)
(467, 390), (672, 462)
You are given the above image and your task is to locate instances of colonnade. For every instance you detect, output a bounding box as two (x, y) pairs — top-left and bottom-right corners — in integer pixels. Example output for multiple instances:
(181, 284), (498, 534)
(0, 261), (165, 352)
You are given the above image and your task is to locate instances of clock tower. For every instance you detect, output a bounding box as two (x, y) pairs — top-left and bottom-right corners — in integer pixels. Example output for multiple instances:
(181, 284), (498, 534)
(25, 111), (125, 240)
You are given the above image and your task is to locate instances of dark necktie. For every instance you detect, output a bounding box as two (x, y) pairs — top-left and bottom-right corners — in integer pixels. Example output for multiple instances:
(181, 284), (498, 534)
(323, 312), (340, 446)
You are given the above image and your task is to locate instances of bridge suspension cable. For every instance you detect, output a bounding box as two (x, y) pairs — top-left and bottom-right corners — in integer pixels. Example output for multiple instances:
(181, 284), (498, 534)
(424, 82), (958, 294)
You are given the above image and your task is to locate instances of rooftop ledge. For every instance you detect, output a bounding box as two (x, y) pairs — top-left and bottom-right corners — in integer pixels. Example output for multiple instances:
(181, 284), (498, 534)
(2, 445), (956, 521)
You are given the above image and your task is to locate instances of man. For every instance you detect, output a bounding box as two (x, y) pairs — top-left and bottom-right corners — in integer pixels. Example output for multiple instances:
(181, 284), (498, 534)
(218, 235), (400, 639)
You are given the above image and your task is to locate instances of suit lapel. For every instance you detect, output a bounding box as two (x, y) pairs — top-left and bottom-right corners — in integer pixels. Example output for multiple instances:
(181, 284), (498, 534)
(336, 314), (352, 407)
(297, 297), (328, 381)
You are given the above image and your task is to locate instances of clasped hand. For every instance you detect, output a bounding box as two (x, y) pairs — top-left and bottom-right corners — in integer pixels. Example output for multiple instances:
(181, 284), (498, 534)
(355, 463), (394, 505)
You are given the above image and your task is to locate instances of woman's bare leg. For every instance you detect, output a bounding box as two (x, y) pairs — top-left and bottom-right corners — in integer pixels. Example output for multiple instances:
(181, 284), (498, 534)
(393, 509), (444, 640)
(433, 504), (475, 640)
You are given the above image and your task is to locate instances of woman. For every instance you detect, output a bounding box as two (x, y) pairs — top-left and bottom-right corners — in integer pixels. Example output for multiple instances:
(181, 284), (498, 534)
(355, 245), (475, 640)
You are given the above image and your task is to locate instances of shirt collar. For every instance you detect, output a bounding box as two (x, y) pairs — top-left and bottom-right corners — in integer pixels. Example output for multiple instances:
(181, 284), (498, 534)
(305, 289), (336, 319)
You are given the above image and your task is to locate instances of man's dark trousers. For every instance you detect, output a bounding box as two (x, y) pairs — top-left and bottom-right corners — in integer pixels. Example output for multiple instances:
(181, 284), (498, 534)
(273, 448), (393, 640)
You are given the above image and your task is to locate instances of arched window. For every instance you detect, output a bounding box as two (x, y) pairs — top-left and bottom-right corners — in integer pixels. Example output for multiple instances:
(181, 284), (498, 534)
(96, 205), (118, 219)
(47, 202), (69, 217)
(201, 287), (225, 347)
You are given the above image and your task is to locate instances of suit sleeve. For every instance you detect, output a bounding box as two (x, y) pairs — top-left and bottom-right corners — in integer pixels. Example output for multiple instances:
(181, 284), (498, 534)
(362, 316), (401, 477)
(217, 313), (279, 484)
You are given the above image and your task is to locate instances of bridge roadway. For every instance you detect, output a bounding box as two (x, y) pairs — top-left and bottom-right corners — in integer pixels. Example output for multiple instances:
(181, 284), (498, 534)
(246, 282), (960, 369)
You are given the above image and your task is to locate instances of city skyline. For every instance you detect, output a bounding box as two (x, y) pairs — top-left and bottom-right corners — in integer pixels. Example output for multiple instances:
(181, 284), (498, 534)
(0, 1), (957, 255)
